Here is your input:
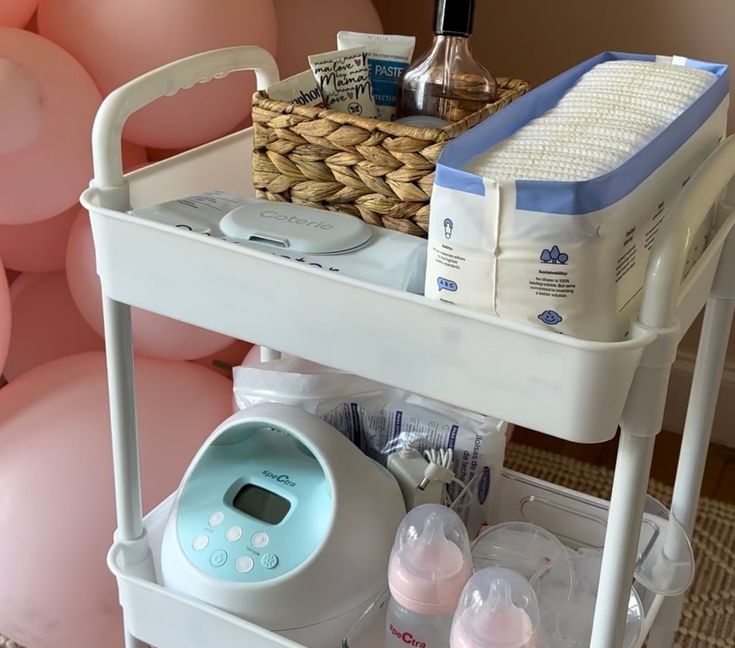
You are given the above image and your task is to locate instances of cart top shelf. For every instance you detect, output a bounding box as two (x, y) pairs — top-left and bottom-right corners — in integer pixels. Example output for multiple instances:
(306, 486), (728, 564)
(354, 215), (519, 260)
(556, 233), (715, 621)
(82, 125), (735, 444)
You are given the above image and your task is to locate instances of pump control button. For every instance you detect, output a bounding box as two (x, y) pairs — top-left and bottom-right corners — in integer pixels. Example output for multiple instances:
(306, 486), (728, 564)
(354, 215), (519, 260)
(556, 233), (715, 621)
(208, 511), (225, 527)
(236, 556), (255, 573)
(251, 532), (270, 548)
(209, 550), (228, 568)
(261, 553), (279, 569)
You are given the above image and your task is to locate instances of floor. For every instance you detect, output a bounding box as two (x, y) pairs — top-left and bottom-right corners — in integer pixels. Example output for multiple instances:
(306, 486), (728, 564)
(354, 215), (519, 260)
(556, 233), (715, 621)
(513, 427), (735, 504)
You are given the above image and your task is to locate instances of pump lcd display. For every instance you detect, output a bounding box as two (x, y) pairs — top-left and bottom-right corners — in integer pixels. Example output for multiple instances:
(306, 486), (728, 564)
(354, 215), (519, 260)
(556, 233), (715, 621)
(233, 484), (291, 525)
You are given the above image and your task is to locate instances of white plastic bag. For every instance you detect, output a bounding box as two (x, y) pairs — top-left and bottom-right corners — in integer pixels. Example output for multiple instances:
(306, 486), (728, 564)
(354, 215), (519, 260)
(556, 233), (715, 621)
(234, 355), (506, 535)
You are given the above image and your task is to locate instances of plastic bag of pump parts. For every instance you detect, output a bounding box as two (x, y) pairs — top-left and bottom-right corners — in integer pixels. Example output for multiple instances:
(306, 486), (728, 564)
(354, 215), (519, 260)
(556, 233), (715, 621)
(233, 353), (507, 537)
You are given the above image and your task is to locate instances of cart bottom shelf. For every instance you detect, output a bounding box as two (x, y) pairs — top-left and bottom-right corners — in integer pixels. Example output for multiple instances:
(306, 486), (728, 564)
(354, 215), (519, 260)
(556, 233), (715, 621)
(110, 470), (664, 648)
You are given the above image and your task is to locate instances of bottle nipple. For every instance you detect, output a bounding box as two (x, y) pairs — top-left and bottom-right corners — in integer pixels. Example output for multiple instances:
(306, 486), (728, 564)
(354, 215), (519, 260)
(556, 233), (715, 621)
(451, 568), (540, 648)
(401, 512), (466, 579)
(388, 504), (472, 615)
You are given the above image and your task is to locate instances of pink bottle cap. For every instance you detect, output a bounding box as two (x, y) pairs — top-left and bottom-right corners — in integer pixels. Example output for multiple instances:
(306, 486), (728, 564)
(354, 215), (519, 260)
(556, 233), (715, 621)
(388, 504), (472, 615)
(450, 568), (540, 648)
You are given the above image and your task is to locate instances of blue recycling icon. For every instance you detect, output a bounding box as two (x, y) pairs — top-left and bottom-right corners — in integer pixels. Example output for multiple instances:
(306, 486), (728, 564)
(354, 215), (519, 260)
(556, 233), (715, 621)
(540, 245), (569, 264)
(538, 310), (563, 325)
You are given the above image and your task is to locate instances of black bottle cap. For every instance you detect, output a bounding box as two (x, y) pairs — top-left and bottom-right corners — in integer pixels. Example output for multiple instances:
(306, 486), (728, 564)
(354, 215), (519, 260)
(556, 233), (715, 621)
(434, 0), (476, 36)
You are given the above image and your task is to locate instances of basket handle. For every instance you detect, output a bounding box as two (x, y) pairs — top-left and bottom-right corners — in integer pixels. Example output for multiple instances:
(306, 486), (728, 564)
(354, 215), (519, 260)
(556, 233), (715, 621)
(90, 45), (279, 208)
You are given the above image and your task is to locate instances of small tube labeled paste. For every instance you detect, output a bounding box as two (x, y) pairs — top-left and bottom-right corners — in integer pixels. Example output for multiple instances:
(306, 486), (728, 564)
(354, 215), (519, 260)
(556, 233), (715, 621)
(337, 31), (416, 121)
(308, 46), (379, 118)
(267, 70), (324, 107)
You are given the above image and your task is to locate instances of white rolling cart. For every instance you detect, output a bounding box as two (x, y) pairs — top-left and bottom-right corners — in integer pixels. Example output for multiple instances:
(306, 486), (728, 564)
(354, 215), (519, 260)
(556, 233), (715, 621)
(81, 46), (735, 648)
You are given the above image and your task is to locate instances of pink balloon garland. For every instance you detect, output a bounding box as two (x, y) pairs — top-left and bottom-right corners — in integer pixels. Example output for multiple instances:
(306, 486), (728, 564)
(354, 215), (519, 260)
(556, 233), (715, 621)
(66, 212), (235, 361)
(0, 0), (38, 29)
(0, 257), (10, 377)
(0, 352), (234, 648)
(37, 0), (277, 149)
(4, 271), (105, 381)
(0, 58), (43, 154)
(0, 28), (101, 225)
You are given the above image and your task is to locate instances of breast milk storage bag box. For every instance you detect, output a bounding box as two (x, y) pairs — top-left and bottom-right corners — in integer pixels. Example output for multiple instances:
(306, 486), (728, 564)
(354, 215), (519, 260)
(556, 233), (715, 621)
(426, 52), (729, 341)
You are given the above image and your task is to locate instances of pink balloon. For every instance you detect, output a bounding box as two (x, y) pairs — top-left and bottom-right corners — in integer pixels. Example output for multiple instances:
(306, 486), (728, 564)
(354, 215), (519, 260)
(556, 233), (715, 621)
(0, 29), (101, 225)
(38, 0), (277, 150)
(25, 8), (38, 32)
(66, 211), (235, 360)
(0, 204), (80, 273)
(0, 142), (147, 272)
(0, 352), (233, 648)
(0, 258), (9, 376)
(121, 139), (150, 169)
(4, 271), (104, 380)
(274, 0), (383, 78)
(0, 0), (38, 28)
(4, 267), (20, 285)
(145, 145), (190, 163)
(0, 58), (43, 154)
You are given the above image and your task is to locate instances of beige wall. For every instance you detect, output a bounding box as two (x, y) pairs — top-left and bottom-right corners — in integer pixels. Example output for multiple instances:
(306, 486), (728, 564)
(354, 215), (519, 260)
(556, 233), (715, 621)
(374, 0), (735, 362)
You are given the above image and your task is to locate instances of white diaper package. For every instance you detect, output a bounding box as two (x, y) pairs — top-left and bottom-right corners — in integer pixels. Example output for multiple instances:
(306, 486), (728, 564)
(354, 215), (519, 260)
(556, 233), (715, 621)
(129, 192), (427, 294)
(426, 52), (729, 340)
(233, 355), (507, 536)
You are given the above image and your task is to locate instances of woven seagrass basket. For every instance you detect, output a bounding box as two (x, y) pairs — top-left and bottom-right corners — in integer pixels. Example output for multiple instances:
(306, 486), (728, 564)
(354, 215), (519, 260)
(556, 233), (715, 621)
(252, 77), (529, 237)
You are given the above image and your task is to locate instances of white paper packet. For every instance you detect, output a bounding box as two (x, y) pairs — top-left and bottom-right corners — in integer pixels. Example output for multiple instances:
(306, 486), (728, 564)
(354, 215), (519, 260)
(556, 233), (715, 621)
(337, 31), (416, 121)
(308, 46), (379, 118)
(267, 70), (324, 107)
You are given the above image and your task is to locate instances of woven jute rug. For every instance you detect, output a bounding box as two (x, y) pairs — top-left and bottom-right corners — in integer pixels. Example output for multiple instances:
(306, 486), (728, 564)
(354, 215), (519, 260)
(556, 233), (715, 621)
(1, 442), (732, 647)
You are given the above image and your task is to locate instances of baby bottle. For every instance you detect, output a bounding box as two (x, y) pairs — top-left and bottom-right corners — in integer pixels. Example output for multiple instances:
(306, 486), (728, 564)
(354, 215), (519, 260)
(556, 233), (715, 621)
(385, 504), (472, 648)
(450, 567), (540, 648)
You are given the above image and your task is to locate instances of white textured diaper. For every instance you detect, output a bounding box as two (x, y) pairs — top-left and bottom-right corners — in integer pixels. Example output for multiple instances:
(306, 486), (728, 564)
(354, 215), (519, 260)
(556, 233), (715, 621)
(466, 61), (716, 182)
(427, 53), (729, 341)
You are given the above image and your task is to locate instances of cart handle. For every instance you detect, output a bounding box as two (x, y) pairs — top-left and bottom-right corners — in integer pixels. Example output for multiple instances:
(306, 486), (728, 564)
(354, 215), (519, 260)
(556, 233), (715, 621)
(90, 45), (279, 208)
(640, 135), (735, 330)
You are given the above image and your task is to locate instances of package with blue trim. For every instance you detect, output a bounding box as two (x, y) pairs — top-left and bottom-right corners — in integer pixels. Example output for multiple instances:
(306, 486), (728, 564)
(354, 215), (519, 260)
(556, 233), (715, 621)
(426, 52), (729, 341)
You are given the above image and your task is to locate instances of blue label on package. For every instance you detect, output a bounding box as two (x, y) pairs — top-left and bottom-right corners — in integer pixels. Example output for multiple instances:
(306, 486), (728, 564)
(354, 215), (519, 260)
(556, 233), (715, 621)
(367, 58), (409, 107)
(477, 466), (491, 504)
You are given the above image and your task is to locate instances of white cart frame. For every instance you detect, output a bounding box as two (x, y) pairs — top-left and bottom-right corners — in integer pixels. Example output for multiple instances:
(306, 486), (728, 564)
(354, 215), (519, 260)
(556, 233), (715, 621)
(81, 47), (735, 648)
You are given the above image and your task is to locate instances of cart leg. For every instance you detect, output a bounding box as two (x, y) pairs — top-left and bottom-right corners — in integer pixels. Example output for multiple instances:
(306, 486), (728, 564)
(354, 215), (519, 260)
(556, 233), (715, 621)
(647, 297), (735, 648)
(590, 364), (670, 648)
(591, 430), (656, 647)
(103, 295), (144, 541)
(103, 295), (151, 648)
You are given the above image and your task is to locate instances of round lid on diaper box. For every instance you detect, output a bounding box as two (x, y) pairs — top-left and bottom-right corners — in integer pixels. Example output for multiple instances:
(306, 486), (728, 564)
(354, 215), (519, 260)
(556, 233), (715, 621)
(219, 199), (372, 255)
